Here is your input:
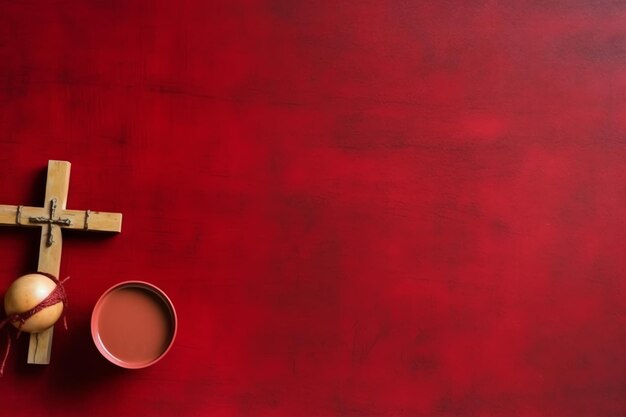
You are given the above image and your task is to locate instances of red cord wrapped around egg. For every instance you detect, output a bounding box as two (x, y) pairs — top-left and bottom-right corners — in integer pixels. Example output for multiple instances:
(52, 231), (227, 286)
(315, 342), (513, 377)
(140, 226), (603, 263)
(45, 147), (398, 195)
(0, 273), (68, 376)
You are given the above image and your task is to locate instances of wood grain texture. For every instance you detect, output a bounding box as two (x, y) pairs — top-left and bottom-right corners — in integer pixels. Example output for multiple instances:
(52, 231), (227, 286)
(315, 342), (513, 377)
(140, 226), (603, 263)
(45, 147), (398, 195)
(1, 1), (626, 416)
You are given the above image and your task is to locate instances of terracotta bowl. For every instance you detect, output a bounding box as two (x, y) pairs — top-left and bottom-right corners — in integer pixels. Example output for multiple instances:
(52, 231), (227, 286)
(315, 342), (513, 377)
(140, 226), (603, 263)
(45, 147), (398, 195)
(91, 281), (177, 369)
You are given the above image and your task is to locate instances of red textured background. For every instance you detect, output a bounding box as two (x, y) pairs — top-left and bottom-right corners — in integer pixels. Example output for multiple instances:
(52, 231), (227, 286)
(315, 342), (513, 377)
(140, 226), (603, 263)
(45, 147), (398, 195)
(1, 1), (626, 416)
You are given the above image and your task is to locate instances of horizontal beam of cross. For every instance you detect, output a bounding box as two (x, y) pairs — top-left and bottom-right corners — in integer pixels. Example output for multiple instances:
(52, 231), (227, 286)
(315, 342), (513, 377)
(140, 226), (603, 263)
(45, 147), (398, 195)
(0, 205), (122, 232)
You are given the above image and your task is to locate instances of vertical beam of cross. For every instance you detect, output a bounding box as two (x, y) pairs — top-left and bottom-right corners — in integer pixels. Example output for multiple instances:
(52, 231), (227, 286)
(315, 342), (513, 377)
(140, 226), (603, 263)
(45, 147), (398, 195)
(28, 161), (72, 364)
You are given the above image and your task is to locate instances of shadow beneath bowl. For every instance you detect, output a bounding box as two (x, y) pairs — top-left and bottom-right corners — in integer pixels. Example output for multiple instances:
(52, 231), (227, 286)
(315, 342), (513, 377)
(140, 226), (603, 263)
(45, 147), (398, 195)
(46, 316), (125, 392)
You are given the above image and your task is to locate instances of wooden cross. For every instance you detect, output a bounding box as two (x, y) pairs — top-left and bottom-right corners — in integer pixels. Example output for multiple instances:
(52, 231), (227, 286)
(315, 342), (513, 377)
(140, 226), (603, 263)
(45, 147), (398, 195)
(0, 160), (122, 364)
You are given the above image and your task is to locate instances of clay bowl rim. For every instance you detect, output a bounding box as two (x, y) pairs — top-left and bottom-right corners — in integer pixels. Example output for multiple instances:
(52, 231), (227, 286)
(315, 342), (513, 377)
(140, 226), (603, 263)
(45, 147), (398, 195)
(90, 280), (177, 369)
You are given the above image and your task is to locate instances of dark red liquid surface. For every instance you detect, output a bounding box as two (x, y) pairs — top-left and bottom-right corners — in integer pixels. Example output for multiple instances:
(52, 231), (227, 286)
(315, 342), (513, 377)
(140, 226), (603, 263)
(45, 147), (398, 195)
(96, 287), (174, 364)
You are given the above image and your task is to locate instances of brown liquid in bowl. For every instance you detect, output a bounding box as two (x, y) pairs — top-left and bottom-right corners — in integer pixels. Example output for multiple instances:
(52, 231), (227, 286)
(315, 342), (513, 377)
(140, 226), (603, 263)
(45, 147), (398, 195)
(96, 287), (174, 364)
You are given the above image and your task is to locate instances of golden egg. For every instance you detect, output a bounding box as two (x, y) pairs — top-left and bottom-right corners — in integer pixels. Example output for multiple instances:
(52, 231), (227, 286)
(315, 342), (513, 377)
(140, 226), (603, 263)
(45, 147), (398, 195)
(3, 273), (64, 333)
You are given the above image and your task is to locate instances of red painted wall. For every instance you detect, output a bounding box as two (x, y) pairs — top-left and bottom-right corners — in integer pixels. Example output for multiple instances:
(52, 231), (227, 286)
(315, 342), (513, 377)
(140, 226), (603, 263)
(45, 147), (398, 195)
(1, 1), (626, 416)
